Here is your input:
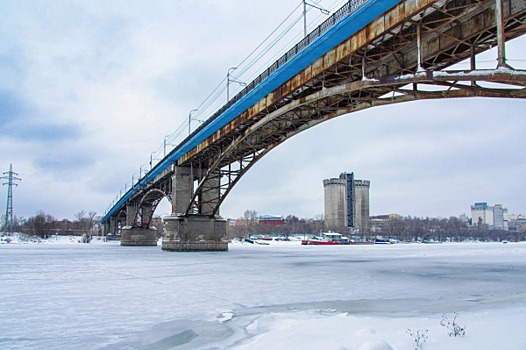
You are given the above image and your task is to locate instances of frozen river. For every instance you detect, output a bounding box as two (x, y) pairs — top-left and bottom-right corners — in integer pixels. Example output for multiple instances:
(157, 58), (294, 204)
(1, 240), (526, 349)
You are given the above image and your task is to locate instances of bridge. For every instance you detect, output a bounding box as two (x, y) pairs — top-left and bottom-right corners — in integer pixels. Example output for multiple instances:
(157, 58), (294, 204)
(101, 0), (526, 251)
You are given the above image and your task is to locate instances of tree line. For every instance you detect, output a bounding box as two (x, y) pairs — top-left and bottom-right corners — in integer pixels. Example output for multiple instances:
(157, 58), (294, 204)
(379, 216), (521, 242)
(227, 211), (523, 242)
(3, 210), (100, 238)
(228, 210), (325, 239)
(4, 209), (522, 242)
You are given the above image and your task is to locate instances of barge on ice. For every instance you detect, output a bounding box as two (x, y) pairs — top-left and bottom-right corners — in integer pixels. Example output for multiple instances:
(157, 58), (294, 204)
(301, 232), (350, 245)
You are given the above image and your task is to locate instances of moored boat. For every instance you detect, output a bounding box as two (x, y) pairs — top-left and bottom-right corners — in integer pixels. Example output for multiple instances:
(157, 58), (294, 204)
(302, 239), (341, 245)
(301, 232), (344, 245)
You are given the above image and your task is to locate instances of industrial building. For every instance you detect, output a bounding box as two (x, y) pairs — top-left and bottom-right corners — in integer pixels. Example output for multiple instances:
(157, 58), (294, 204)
(323, 172), (370, 233)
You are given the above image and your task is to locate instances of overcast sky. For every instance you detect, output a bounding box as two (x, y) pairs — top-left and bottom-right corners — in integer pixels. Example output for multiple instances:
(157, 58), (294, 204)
(1, 0), (525, 221)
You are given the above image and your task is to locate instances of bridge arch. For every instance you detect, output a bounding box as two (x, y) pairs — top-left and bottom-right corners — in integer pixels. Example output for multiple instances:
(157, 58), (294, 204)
(134, 188), (169, 228)
(185, 69), (526, 217)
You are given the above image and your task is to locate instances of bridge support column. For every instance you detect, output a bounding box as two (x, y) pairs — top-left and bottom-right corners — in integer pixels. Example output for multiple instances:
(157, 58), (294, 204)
(140, 205), (154, 227)
(161, 166), (227, 251)
(116, 219), (125, 234)
(103, 222), (109, 237)
(109, 217), (117, 234)
(171, 166), (192, 215)
(121, 227), (158, 246)
(495, 0), (508, 68)
(161, 214), (228, 251)
(125, 204), (135, 226)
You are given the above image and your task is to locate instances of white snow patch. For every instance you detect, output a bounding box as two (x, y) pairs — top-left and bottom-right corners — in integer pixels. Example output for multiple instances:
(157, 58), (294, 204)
(358, 339), (394, 350)
(1, 242), (526, 349)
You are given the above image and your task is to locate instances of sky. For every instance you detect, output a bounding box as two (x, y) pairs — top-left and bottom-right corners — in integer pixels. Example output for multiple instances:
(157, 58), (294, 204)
(1, 0), (525, 221)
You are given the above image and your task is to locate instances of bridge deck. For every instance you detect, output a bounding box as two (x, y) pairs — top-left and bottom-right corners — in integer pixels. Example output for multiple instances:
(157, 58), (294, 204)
(102, 0), (526, 223)
(102, 0), (403, 222)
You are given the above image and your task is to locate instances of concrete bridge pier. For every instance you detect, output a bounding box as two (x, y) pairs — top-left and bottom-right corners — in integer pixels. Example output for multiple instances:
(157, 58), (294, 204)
(109, 218), (116, 234)
(161, 166), (228, 251)
(161, 214), (227, 251)
(120, 203), (158, 246)
(121, 227), (158, 246)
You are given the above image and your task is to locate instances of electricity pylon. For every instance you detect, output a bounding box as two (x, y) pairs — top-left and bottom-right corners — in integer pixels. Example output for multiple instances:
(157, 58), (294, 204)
(1, 164), (21, 234)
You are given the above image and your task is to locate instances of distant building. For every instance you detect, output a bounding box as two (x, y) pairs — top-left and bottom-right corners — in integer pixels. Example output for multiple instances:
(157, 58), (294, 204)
(370, 214), (400, 233)
(508, 214), (526, 232)
(471, 202), (508, 229)
(257, 215), (284, 226)
(323, 172), (370, 232)
(493, 204), (509, 230)
(459, 213), (470, 224)
(471, 202), (494, 227)
(323, 177), (347, 229)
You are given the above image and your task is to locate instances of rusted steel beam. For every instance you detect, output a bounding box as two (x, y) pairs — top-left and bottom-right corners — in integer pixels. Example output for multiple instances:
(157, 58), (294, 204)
(107, 0), (526, 222)
(131, 0), (526, 219)
(179, 0), (526, 167)
(184, 66), (526, 216)
(178, 0), (440, 165)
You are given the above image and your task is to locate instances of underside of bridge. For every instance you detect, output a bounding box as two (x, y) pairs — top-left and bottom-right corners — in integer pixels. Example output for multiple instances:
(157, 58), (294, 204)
(108, 0), (526, 250)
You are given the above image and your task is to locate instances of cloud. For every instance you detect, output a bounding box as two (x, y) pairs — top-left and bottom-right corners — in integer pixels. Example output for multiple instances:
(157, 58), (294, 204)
(0, 90), (28, 124)
(0, 90), (82, 143)
(0, 0), (525, 221)
(33, 152), (95, 177)
(4, 118), (82, 143)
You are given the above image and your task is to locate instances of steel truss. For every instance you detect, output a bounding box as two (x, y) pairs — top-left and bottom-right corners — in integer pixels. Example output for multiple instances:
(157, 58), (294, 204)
(182, 0), (526, 217)
(110, 0), (526, 225)
(185, 68), (526, 217)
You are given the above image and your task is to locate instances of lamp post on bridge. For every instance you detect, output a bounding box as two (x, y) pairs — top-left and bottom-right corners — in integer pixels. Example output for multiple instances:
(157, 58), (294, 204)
(163, 135), (174, 157)
(227, 67), (246, 101)
(302, 0), (330, 38)
(188, 109), (199, 135)
(150, 152), (159, 171)
(138, 164), (148, 188)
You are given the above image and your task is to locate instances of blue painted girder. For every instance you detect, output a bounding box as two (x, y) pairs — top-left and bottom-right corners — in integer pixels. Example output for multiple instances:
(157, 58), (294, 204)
(102, 0), (403, 223)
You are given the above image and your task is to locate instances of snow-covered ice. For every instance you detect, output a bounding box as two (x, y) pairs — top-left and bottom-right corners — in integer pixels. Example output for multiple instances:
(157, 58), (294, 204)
(1, 239), (525, 349)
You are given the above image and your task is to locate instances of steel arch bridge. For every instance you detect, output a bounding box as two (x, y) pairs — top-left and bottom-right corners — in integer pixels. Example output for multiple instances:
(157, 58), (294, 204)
(101, 0), (526, 250)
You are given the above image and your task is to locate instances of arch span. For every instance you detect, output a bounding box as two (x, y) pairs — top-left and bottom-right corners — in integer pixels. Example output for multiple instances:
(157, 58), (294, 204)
(134, 189), (169, 228)
(185, 68), (526, 217)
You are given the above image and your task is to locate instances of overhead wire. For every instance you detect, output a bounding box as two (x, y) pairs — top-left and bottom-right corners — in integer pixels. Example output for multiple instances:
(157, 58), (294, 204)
(110, 0), (342, 215)
(234, 0), (342, 89)
(236, 2), (304, 70)
(189, 0), (343, 121)
(193, 2), (305, 121)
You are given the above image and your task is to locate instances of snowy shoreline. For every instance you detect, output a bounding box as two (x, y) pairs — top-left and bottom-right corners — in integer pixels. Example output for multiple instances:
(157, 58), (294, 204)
(2, 232), (521, 246)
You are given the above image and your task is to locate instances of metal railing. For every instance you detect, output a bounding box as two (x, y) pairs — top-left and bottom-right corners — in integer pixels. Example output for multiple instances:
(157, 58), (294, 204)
(181, 0), (369, 147)
(103, 0), (369, 220)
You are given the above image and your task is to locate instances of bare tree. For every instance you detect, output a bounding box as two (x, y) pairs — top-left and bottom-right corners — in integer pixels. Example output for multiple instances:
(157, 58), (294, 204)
(74, 210), (86, 222)
(87, 211), (97, 234)
(27, 211), (56, 238)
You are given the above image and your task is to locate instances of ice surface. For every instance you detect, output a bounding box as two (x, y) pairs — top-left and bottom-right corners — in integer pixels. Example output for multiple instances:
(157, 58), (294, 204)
(1, 240), (525, 349)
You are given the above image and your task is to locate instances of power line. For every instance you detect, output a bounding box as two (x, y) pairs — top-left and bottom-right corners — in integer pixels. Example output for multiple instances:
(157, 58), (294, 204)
(1, 164), (21, 234)
(106, 1), (341, 216)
